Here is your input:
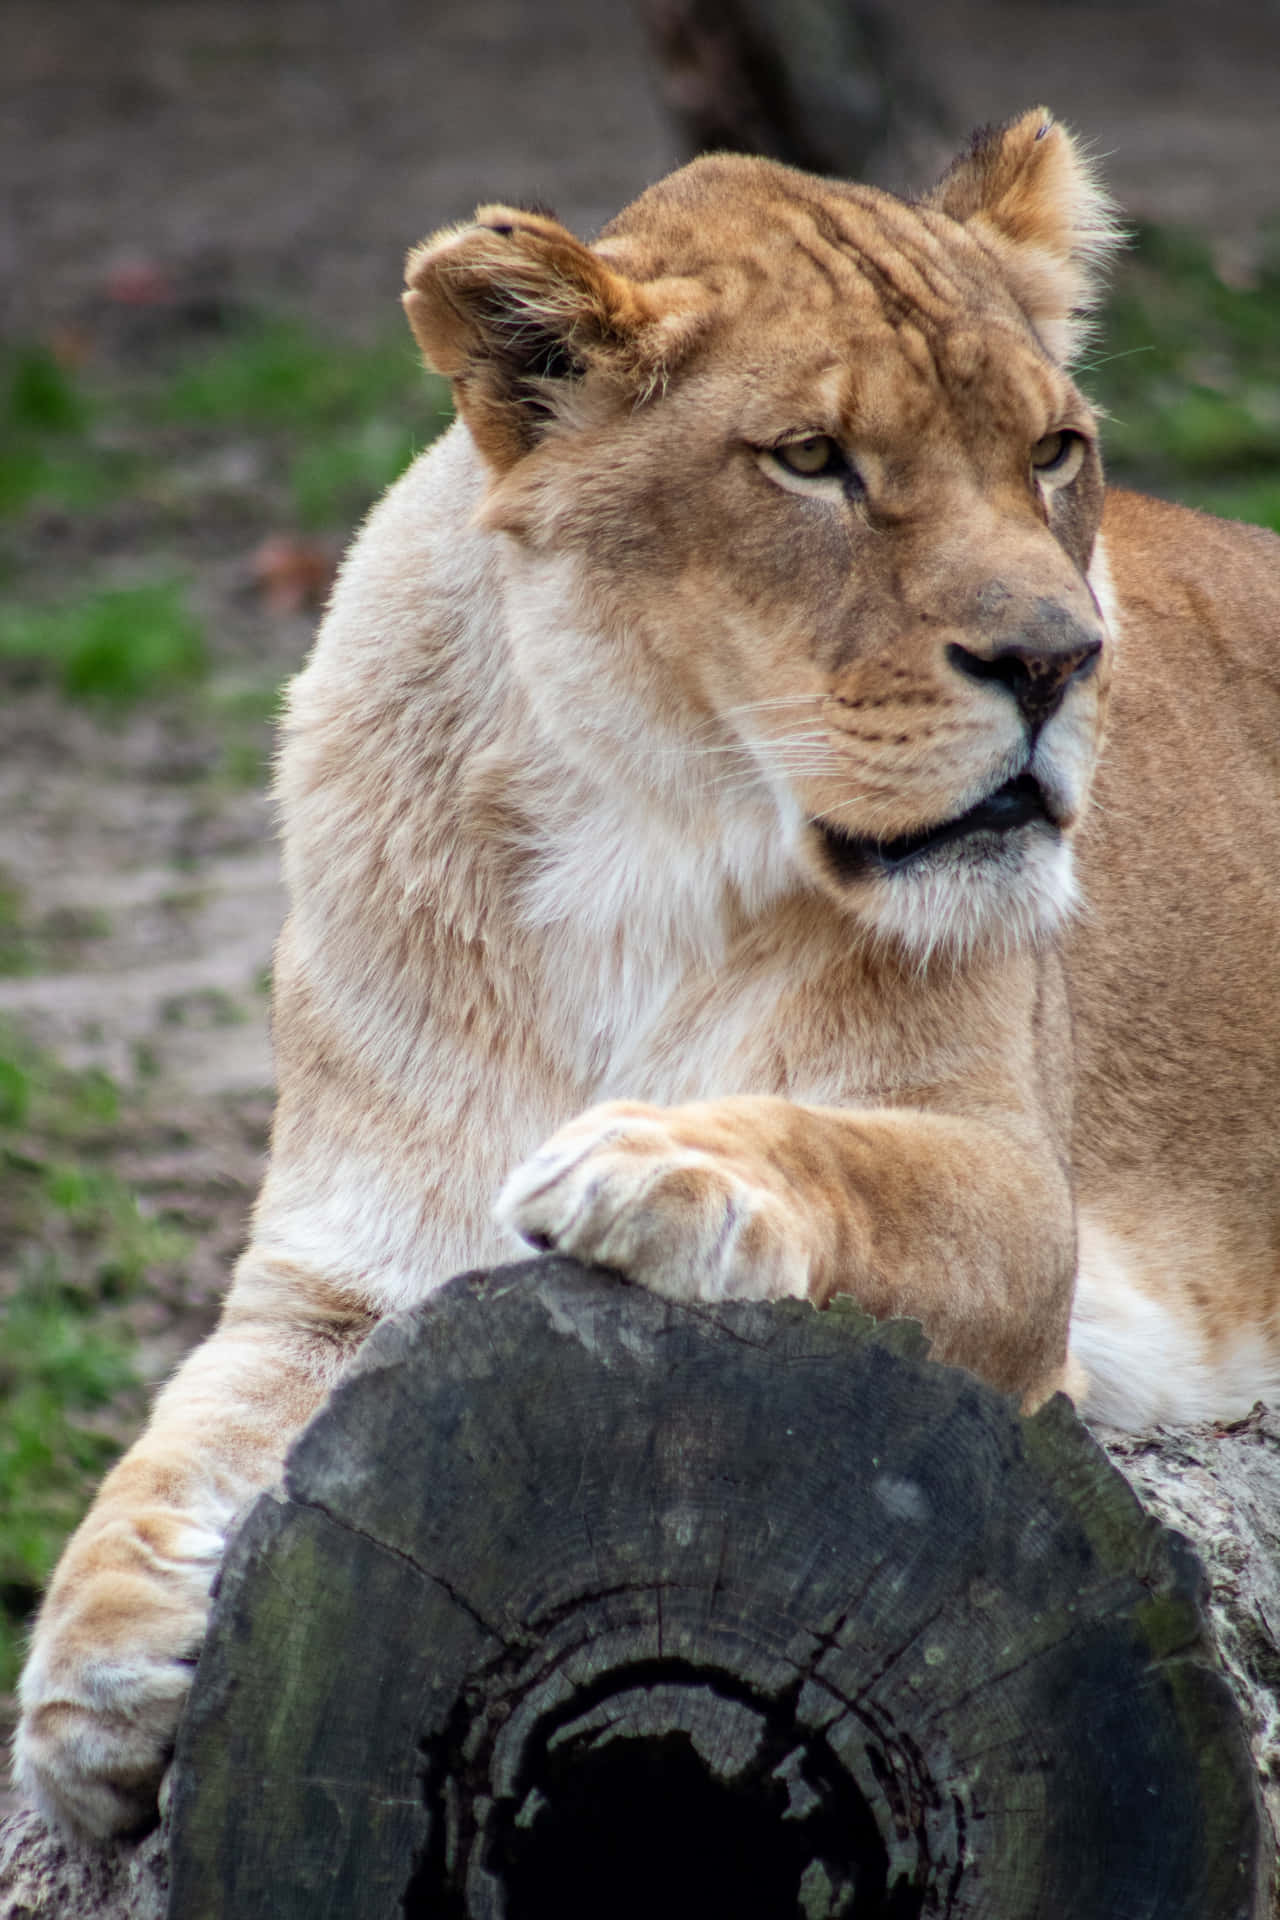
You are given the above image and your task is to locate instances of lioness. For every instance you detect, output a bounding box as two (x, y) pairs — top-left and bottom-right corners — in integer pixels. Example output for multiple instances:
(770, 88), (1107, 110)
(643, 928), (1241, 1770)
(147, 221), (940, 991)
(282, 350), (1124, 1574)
(15, 111), (1280, 1840)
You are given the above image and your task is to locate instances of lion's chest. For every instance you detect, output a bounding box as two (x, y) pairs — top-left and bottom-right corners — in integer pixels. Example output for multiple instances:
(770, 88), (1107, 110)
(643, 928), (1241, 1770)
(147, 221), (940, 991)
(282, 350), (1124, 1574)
(515, 788), (869, 1108)
(539, 927), (883, 1115)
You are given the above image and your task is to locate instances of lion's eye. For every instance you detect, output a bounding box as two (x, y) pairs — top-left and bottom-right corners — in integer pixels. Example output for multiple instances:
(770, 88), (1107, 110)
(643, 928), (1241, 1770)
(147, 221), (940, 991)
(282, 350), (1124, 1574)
(774, 435), (843, 478)
(1031, 430), (1085, 483)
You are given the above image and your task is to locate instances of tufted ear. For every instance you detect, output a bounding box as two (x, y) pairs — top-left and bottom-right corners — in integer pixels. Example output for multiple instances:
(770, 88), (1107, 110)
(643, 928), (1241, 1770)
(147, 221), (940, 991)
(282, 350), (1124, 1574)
(923, 109), (1122, 364)
(403, 206), (708, 469)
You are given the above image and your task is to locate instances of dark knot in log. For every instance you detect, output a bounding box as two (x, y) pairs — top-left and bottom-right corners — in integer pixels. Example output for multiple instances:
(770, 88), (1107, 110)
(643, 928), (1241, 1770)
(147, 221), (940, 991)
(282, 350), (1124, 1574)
(421, 1656), (899, 1918)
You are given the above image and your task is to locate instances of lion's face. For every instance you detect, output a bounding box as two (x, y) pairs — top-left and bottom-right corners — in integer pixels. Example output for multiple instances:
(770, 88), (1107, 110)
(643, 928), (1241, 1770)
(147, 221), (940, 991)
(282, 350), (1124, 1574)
(405, 114), (1118, 958)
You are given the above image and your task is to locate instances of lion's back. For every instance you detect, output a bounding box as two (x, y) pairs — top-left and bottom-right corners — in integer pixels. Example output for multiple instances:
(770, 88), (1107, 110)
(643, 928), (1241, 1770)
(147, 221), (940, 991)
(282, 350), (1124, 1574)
(1069, 491), (1280, 1364)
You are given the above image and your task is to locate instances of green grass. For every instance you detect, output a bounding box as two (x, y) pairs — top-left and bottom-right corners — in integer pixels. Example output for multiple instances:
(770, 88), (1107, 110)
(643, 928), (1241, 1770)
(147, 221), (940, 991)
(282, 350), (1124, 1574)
(154, 317), (451, 528)
(9, 345), (87, 433)
(0, 313), (453, 714)
(158, 317), (448, 433)
(0, 1287), (139, 1689)
(2, 312), (451, 542)
(0, 346), (140, 518)
(0, 873), (28, 977)
(0, 1028), (187, 1300)
(290, 417), (424, 528)
(0, 871), (111, 978)
(0, 1024), (190, 1689)
(208, 675), (288, 784)
(1085, 223), (1280, 526)
(0, 580), (207, 703)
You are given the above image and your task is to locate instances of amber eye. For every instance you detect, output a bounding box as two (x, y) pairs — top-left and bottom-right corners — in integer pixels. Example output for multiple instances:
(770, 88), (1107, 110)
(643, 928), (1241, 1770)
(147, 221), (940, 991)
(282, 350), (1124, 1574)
(1031, 429), (1085, 482)
(774, 435), (843, 478)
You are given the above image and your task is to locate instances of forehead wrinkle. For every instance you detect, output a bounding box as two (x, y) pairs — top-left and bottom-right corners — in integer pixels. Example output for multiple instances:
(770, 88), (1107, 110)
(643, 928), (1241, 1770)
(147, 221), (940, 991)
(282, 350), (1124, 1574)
(717, 206), (894, 331)
(808, 194), (975, 323)
(784, 180), (1039, 360)
(801, 203), (923, 331)
(774, 206), (849, 313)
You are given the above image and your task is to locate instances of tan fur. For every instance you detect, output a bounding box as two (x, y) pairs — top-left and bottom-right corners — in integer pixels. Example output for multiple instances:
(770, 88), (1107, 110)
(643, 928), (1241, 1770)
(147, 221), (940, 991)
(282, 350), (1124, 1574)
(14, 111), (1279, 1838)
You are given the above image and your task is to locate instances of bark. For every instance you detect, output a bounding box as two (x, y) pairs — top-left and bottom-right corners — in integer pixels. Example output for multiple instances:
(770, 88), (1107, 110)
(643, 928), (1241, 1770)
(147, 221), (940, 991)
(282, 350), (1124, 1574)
(0, 1809), (167, 1920)
(1096, 1407), (1280, 1912)
(1, 1260), (1274, 1918)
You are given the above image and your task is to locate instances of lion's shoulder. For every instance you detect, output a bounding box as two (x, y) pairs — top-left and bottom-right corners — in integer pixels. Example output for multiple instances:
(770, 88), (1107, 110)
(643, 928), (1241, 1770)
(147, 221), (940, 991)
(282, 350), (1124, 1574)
(1103, 486), (1280, 574)
(1101, 488), (1280, 686)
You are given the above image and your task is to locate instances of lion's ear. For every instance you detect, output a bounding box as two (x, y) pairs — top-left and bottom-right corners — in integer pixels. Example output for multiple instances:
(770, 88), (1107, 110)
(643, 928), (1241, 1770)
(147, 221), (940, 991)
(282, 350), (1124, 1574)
(403, 206), (706, 469)
(924, 110), (1122, 364)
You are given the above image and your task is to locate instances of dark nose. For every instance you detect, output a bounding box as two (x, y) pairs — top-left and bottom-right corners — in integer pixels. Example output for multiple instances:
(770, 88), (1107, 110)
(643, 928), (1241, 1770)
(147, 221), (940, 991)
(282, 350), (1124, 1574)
(946, 630), (1102, 729)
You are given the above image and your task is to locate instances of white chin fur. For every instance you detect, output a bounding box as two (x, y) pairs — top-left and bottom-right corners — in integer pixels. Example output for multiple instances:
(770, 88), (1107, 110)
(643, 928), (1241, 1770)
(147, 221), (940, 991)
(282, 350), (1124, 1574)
(845, 831), (1077, 965)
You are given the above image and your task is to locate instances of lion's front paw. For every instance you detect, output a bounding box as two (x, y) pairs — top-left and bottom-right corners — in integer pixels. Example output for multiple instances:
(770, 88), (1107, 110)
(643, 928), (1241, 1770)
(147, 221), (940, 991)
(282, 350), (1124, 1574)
(14, 1508), (222, 1840)
(496, 1100), (813, 1302)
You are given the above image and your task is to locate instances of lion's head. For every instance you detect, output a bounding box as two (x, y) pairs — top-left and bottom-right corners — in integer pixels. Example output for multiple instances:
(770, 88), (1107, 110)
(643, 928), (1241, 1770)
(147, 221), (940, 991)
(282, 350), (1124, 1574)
(403, 110), (1120, 961)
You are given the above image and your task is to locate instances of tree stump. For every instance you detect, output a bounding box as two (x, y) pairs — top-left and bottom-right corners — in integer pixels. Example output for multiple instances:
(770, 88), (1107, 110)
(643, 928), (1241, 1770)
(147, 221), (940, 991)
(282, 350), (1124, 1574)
(165, 1258), (1263, 1919)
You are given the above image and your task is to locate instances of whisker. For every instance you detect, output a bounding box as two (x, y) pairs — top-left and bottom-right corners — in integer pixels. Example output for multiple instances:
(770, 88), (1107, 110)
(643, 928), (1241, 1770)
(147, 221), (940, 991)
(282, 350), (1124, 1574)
(679, 696), (825, 748)
(705, 764), (842, 798)
(812, 791), (920, 834)
(717, 696), (825, 717)
(640, 727), (833, 764)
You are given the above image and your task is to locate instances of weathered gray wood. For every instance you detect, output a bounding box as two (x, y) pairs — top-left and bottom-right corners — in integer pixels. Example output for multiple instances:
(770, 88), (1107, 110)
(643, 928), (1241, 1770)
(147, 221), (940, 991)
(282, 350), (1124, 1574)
(1097, 1409), (1280, 1912)
(0, 1807), (167, 1920)
(162, 1258), (1262, 1920)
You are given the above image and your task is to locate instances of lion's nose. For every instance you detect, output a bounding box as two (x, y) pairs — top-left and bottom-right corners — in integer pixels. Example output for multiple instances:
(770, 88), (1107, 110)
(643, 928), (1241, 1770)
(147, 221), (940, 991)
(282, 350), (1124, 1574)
(946, 631), (1102, 729)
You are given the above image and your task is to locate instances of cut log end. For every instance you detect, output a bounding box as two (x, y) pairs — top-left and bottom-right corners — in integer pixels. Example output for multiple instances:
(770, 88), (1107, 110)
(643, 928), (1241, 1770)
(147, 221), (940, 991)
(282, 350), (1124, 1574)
(161, 1259), (1264, 1920)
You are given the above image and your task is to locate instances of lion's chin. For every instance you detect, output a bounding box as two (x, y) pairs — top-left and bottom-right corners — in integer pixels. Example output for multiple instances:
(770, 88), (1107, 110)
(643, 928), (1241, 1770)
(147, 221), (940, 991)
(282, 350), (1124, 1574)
(808, 780), (1076, 964)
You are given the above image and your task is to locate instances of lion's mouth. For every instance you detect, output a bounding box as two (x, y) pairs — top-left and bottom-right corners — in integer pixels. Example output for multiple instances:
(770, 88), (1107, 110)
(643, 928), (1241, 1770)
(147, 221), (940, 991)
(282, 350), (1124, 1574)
(816, 772), (1056, 882)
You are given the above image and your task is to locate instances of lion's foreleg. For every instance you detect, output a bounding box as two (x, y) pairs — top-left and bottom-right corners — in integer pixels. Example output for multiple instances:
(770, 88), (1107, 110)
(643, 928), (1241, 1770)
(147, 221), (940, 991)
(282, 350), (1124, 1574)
(498, 1094), (1075, 1400)
(12, 1267), (372, 1840)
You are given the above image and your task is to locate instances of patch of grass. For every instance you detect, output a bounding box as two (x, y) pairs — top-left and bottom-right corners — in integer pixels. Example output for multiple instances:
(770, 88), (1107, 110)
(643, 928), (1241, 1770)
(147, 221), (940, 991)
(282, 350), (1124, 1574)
(205, 674), (287, 785)
(0, 1023), (190, 1689)
(9, 346), (88, 433)
(158, 318), (448, 434)
(0, 872), (29, 977)
(0, 1284), (139, 1679)
(0, 1029), (186, 1294)
(0, 346), (139, 518)
(2, 313), (452, 558)
(290, 417), (423, 527)
(1086, 224), (1280, 527)
(160, 986), (247, 1029)
(0, 580), (207, 703)
(0, 874), (112, 978)
(155, 316), (450, 529)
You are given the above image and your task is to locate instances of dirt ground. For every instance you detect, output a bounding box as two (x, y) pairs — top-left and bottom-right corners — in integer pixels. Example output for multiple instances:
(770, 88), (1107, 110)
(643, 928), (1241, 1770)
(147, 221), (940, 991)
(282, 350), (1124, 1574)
(0, 0), (1278, 1812)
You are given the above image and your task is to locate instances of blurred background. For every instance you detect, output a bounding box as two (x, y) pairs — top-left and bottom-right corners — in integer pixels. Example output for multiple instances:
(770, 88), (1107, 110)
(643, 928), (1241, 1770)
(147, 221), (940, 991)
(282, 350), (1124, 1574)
(1, 0), (1278, 1747)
